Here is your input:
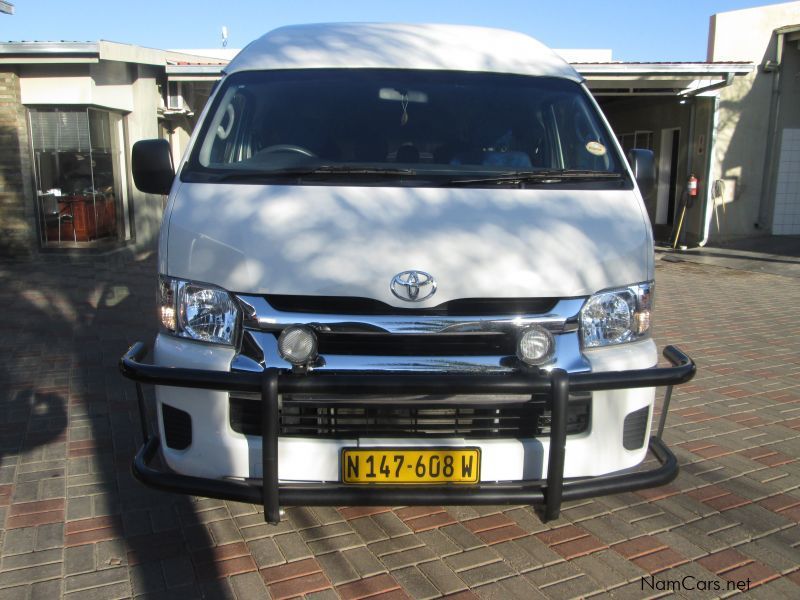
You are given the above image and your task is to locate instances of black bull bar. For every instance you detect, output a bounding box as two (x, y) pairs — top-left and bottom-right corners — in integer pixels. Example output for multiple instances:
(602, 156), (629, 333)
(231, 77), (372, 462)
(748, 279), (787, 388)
(120, 342), (695, 524)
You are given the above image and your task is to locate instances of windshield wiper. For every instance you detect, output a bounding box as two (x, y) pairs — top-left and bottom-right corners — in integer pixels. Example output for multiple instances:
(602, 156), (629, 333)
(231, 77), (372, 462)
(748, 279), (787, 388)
(213, 165), (415, 182)
(448, 170), (623, 185)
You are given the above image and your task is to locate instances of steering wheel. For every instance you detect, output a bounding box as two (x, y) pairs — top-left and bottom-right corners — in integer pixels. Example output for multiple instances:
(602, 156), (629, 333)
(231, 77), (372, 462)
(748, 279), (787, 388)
(260, 144), (317, 157)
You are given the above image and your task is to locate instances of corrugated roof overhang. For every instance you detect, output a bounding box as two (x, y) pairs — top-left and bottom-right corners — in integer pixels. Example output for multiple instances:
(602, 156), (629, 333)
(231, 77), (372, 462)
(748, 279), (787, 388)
(577, 62), (753, 96)
(164, 61), (754, 95)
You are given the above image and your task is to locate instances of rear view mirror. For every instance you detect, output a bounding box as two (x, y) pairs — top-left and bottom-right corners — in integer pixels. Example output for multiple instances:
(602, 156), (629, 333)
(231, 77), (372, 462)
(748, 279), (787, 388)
(627, 149), (656, 199)
(132, 139), (174, 195)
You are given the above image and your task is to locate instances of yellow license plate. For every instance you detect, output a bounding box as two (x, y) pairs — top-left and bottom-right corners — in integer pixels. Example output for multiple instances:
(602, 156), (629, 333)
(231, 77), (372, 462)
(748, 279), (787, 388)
(341, 448), (481, 484)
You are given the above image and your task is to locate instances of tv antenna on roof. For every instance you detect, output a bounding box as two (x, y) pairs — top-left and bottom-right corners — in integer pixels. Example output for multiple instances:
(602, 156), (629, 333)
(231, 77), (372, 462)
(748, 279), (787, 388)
(221, 26), (229, 48)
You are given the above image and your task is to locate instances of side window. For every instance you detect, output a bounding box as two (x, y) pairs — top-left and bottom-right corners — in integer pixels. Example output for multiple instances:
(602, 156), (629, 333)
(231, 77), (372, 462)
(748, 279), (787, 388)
(550, 95), (613, 171)
(201, 89), (255, 166)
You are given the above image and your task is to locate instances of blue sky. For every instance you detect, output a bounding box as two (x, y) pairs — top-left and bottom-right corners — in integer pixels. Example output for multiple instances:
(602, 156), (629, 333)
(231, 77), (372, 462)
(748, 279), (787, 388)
(1, 1), (793, 61)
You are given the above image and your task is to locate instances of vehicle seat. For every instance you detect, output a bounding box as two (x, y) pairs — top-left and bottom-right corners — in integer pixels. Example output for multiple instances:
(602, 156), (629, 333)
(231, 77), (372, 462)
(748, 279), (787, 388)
(396, 143), (420, 163)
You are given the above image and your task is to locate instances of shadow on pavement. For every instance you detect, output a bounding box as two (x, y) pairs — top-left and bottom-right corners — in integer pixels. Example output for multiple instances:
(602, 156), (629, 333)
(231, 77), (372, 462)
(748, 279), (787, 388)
(0, 252), (229, 598)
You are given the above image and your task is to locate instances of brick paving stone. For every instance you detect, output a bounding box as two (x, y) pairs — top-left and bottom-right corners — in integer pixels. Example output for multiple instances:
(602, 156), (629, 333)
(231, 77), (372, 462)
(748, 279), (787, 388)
(631, 548), (689, 574)
(704, 492), (751, 512)
(336, 573), (401, 599)
(440, 592), (479, 600)
(64, 544), (94, 575)
(273, 531), (313, 561)
(534, 524), (588, 546)
(573, 548), (646, 588)
(260, 557), (321, 584)
(403, 511), (457, 533)
(368, 534), (424, 557)
(307, 589), (342, 600)
(207, 519), (244, 545)
(538, 573), (603, 599)
(64, 565), (128, 593)
(495, 574), (549, 599)
(440, 524), (485, 551)
(269, 571), (332, 600)
(612, 535), (668, 560)
(161, 555), (195, 589)
(745, 577), (800, 599)
(317, 551), (360, 585)
(350, 516), (391, 544)
(455, 560), (516, 588)
(696, 548), (752, 574)
(0, 547), (62, 571)
(462, 514), (515, 534)
(549, 534), (608, 560)
(498, 536), (561, 570)
(735, 530), (800, 573)
(417, 559), (467, 595)
(246, 537), (284, 569)
(416, 529), (461, 557)
(395, 507), (444, 521)
(299, 522), (354, 543)
(339, 507), (393, 520)
(524, 561), (583, 588)
(719, 561), (781, 589)
(392, 566), (441, 600)
(310, 507), (344, 525)
(372, 512), (413, 538)
(474, 524), (528, 546)
(229, 571), (269, 599)
(444, 548), (501, 573)
(380, 545), (437, 570)
(758, 492), (800, 512)
(343, 547), (388, 579)
(307, 532), (364, 555)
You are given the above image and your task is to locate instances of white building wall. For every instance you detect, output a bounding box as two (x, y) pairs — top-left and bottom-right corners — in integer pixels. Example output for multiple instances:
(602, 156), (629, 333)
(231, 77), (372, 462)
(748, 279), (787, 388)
(773, 128), (800, 234)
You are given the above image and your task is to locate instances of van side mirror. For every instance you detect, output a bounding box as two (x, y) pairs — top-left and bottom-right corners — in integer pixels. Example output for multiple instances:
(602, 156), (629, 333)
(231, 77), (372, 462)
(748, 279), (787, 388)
(627, 149), (656, 199)
(132, 139), (174, 195)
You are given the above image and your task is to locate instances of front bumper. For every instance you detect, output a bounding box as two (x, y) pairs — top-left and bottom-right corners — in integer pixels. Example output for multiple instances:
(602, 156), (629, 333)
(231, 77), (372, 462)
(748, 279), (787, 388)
(120, 343), (694, 523)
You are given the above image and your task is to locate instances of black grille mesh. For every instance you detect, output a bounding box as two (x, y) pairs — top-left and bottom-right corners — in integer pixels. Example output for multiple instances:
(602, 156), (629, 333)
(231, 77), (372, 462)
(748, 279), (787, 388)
(230, 394), (590, 439)
(264, 295), (559, 316)
(162, 404), (192, 450)
(623, 406), (650, 450)
(315, 332), (516, 356)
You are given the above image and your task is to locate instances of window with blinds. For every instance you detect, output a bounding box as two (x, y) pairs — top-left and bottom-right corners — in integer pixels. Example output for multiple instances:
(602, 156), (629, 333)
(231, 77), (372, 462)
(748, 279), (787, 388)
(29, 109), (91, 152)
(30, 107), (129, 246)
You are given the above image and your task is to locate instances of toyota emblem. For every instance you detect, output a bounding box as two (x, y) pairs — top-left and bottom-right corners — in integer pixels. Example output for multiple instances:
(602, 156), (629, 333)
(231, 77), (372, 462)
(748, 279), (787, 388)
(390, 270), (437, 302)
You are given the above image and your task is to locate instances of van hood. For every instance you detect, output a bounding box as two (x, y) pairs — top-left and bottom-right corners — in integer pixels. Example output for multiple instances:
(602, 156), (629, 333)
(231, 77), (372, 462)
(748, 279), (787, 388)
(166, 183), (650, 306)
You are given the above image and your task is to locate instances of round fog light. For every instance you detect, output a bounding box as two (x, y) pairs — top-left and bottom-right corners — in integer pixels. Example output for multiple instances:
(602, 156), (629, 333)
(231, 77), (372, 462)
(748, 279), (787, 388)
(278, 325), (318, 365)
(517, 325), (555, 366)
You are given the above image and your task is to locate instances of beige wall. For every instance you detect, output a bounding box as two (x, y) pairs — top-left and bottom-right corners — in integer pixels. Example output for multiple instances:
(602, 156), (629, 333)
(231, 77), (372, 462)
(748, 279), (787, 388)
(20, 62), (136, 112)
(708, 1), (800, 239)
(125, 63), (165, 248)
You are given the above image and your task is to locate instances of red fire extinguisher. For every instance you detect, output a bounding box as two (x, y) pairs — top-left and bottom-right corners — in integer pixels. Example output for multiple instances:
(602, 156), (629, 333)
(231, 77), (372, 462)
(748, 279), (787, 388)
(687, 174), (698, 197)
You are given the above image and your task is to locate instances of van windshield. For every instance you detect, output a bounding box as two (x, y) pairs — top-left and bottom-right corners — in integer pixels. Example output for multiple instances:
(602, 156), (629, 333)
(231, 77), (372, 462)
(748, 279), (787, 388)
(184, 69), (627, 187)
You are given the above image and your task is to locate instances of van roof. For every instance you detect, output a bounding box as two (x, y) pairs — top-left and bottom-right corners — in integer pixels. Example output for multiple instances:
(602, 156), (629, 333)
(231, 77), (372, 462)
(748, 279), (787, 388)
(224, 23), (582, 82)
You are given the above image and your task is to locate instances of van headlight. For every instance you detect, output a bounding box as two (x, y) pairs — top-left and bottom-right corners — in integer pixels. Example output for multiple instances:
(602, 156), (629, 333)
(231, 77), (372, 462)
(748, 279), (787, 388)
(158, 275), (240, 346)
(580, 282), (653, 348)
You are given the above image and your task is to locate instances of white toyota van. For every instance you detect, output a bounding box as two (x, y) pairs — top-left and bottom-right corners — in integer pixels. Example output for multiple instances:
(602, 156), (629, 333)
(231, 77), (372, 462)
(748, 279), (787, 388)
(122, 23), (695, 523)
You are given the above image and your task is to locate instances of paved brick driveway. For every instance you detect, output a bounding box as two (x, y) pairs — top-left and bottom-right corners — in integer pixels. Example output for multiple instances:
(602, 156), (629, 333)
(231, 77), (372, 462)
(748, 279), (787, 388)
(0, 251), (798, 599)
